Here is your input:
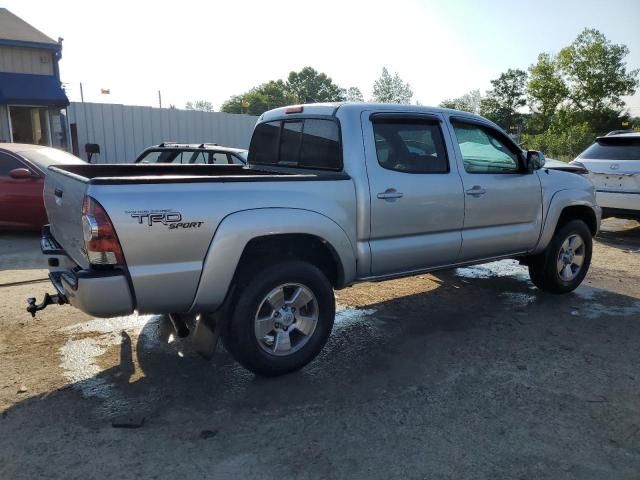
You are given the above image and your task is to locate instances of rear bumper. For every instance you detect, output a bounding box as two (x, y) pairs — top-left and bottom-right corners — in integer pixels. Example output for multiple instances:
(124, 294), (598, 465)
(42, 226), (134, 317)
(596, 191), (640, 214)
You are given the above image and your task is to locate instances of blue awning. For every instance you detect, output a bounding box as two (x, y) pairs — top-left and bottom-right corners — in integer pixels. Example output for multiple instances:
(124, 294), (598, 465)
(0, 72), (69, 107)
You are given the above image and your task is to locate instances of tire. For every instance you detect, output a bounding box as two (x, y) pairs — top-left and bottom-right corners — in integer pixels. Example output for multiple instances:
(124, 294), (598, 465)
(528, 219), (592, 294)
(222, 260), (335, 376)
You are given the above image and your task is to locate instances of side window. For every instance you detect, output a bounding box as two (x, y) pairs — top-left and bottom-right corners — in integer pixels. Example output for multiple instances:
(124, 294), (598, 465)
(210, 152), (230, 164)
(170, 151), (190, 164)
(0, 153), (25, 176)
(452, 122), (520, 173)
(189, 151), (208, 164)
(372, 119), (449, 173)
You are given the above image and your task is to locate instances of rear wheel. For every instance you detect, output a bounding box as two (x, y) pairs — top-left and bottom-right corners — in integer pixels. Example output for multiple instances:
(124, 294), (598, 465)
(528, 219), (592, 294)
(222, 260), (335, 376)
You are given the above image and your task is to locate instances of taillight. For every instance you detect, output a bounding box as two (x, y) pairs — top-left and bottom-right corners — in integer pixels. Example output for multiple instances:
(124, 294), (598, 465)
(82, 196), (125, 266)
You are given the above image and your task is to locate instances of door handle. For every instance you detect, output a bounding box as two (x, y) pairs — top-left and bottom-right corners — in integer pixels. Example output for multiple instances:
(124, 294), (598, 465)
(377, 189), (404, 201)
(54, 188), (63, 198)
(465, 186), (486, 197)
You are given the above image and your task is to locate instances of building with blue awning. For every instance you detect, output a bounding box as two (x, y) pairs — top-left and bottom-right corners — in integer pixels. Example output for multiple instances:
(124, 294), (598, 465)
(0, 8), (69, 148)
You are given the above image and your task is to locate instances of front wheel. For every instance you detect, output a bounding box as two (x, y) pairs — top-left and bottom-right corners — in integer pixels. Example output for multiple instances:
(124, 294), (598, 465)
(222, 260), (335, 376)
(528, 219), (593, 294)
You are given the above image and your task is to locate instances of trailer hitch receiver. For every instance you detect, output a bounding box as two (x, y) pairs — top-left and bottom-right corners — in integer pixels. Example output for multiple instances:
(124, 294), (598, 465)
(26, 293), (67, 318)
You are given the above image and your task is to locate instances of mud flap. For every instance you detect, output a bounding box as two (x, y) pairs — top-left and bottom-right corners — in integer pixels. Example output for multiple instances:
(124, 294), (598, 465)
(192, 313), (222, 359)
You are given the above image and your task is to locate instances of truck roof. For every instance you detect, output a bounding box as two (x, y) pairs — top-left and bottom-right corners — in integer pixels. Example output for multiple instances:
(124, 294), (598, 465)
(260, 102), (489, 124)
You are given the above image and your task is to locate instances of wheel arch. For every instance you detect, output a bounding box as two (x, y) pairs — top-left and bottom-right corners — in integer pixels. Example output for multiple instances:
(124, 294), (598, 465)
(235, 233), (345, 288)
(188, 208), (356, 313)
(555, 205), (598, 236)
(533, 189), (600, 255)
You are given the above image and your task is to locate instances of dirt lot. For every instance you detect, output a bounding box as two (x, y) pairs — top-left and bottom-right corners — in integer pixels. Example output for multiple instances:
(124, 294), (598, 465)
(1, 220), (639, 479)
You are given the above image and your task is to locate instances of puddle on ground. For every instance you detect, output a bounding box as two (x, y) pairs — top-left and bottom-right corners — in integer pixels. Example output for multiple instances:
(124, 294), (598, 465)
(578, 302), (640, 320)
(569, 286), (640, 319)
(59, 305), (377, 411)
(455, 260), (529, 280)
(574, 286), (597, 301)
(500, 292), (537, 307)
(334, 306), (377, 328)
(59, 313), (179, 415)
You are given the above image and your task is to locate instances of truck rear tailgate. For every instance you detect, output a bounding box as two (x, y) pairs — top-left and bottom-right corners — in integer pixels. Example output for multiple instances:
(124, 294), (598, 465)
(43, 166), (91, 268)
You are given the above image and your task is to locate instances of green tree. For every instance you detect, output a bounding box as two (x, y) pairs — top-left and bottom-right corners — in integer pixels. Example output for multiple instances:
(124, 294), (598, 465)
(372, 67), (413, 104)
(479, 69), (527, 129)
(221, 80), (296, 115)
(286, 66), (345, 103)
(527, 53), (568, 132)
(346, 86), (364, 102)
(439, 89), (481, 113)
(185, 100), (214, 112)
(521, 110), (594, 160)
(558, 28), (639, 113)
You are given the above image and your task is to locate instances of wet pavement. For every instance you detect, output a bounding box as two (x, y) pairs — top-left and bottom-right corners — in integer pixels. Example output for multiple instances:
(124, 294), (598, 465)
(1, 220), (640, 479)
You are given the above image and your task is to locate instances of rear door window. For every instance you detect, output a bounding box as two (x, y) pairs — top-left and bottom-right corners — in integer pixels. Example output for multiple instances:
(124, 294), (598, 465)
(188, 151), (208, 164)
(372, 118), (449, 173)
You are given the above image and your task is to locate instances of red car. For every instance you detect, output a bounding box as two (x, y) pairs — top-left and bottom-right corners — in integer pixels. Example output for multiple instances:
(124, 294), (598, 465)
(0, 143), (85, 230)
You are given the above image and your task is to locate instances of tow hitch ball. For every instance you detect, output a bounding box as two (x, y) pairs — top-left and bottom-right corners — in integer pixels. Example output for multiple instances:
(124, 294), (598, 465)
(26, 293), (66, 318)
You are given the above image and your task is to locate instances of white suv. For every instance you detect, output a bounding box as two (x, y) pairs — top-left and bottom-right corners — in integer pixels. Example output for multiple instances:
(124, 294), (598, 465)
(571, 132), (640, 219)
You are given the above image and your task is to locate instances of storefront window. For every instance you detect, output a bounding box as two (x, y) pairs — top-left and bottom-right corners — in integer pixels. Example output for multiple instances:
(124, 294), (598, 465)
(9, 106), (50, 145)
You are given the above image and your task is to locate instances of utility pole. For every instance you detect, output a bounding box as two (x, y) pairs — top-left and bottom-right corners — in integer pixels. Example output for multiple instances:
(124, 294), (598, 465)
(158, 90), (162, 109)
(80, 82), (84, 103)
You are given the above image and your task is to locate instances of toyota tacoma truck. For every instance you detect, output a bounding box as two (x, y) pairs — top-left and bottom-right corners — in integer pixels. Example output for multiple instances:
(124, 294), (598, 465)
(30, 103), (601, 376)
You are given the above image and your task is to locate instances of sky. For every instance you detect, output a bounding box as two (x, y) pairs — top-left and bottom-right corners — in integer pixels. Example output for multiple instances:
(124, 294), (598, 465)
(5, 0), (640, 114)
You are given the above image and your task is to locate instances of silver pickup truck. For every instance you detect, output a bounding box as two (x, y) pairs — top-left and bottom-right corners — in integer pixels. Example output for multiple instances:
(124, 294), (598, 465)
(30, 103), (601, 376)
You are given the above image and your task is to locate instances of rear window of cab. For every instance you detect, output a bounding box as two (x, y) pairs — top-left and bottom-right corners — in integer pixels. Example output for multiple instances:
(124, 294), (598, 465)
(248, 118), (342, 170)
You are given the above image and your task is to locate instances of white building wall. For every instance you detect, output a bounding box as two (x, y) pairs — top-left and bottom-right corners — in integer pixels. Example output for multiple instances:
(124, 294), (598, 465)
(67, 102), (258, 163)
(0, 46), (54, 75)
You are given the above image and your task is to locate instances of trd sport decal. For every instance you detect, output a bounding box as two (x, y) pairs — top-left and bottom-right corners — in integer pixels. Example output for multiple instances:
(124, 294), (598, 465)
(126, 210), (204, 230)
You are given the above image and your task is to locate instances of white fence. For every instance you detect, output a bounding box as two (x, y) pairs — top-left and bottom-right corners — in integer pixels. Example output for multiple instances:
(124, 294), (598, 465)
(67, 102), (258, 163)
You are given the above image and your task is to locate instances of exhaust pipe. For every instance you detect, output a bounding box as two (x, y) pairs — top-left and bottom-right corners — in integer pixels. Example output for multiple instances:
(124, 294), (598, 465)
(168, 313), (190, 338)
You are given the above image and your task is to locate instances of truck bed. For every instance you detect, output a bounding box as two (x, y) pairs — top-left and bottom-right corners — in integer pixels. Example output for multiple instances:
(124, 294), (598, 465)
(48, 164), (350, 184)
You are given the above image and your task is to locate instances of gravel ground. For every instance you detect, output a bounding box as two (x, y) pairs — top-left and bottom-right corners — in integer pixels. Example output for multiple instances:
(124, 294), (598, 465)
(0, 219), (639, 479)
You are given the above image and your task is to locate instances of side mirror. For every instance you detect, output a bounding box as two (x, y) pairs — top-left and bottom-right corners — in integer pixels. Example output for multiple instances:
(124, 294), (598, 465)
(8, 168), (37, 180)
(526, 150), (546, 172)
